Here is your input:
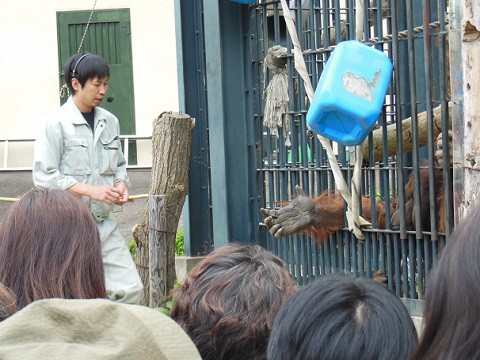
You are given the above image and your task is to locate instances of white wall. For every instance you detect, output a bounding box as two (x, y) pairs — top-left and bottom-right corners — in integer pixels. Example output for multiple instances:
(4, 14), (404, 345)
(0, 0), (178, 167)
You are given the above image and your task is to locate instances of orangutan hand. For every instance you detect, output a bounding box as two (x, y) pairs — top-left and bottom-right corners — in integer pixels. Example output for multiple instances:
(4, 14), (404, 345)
(261, 185), (316, 238)
(435, 130), (453, 167)
(373, 270), (388, 285)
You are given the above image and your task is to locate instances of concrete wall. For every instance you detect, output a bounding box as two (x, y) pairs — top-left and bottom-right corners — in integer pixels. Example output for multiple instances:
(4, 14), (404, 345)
(0, 0), (178, 167)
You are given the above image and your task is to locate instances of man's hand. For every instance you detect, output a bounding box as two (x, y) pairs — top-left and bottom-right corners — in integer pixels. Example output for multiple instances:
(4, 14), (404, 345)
(113, 180), (129, 205)
(260, 185), (316, 238)
(69, 183), (122, 205)
(84, 185), (122, 205)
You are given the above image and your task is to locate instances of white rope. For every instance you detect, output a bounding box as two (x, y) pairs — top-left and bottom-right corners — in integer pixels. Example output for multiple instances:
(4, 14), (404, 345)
(349, 0), (367, 239)
(279, 0), (371, 240)
(355, 0), (365, 42)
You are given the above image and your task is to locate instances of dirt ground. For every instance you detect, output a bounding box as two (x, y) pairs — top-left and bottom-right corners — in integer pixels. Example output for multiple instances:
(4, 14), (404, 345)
(0, 169), (153, 243)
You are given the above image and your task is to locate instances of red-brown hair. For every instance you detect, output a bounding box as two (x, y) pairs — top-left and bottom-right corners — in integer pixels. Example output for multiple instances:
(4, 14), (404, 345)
(171, 243), (298, 360)
(0, 187), (106, 310)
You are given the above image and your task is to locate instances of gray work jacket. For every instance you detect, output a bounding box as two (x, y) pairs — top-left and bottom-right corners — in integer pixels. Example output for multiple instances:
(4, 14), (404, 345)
(33, 97), (131, 221)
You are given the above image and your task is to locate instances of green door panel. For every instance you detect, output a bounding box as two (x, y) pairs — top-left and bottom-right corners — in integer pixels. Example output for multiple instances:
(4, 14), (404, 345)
(57, 9), (136, 163)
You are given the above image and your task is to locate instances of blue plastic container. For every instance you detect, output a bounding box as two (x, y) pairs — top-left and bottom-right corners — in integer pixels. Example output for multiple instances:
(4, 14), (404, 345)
(306, 40), (392, 146)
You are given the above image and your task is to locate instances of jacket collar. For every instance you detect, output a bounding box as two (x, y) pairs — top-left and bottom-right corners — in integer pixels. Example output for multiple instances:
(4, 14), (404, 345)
(65, 97), (106, 126)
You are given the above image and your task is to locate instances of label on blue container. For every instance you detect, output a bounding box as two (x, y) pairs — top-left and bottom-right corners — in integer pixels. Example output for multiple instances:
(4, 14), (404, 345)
(342, 70), (381, 102)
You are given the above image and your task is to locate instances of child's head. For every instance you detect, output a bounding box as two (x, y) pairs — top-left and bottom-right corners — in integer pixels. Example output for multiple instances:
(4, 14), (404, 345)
(64, 52), (110, 95)
(268, 274), (418, 360)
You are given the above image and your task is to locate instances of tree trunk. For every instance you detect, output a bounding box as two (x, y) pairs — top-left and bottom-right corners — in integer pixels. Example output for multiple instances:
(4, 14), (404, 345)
(133, 112), (195, 306)
(363, 105), (447, 162)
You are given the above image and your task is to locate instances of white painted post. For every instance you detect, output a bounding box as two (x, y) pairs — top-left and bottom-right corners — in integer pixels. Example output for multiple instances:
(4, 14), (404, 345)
(3, 140), (8, 169)
(458, 0), (480, 220)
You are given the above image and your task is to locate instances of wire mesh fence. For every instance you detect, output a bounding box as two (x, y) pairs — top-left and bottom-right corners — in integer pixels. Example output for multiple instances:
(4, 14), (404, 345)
(251, 0), (452, 300)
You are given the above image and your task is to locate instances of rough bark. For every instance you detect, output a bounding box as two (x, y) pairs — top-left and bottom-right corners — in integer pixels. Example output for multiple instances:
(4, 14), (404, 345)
(363, 105), (446, 162)
(133, 112), (195, 306)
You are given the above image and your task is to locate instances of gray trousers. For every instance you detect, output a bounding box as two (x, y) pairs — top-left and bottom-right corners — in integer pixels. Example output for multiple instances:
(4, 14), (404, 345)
(97, 217), (144, 304)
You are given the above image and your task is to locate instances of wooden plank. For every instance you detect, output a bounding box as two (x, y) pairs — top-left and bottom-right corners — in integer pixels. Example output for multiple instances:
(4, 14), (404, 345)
(363, 105), (445, 163)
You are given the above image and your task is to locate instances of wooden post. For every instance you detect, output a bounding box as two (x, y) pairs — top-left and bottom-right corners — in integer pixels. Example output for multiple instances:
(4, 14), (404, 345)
(363, 105), (445, 162)
(148, 195), (167, 307)
(133, 112), (195, 306)
(458, 0), (480, 220)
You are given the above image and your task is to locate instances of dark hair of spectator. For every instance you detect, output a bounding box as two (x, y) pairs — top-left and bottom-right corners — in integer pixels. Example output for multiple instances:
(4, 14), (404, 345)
(64, 51), (110, 95)
(0, 187), (106, 310)
(170, 243), (298, 360)
(267, 274), (418, 360)
(413, 205), (480, 360)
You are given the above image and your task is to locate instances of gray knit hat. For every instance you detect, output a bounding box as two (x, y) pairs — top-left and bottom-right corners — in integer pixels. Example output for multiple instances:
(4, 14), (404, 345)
(0, 298), (201, 360)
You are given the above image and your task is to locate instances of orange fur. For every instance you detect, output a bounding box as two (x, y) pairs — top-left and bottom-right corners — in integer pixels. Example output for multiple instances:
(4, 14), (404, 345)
(294, 167), (447, 244)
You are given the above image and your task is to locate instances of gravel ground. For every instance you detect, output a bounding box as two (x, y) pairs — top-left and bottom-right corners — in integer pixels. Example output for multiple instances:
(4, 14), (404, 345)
(0, 169), (155, 243)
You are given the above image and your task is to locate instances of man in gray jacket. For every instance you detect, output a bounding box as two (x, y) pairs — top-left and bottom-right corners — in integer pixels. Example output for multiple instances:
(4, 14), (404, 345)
(33, 52), (143, 304)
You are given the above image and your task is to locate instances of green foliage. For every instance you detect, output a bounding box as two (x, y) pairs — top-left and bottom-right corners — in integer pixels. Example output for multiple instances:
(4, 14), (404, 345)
(128, 239), (136, 260)
(127, 230), (184, 261)
(375, 188), (394, 202)
(176, 230), (185, 256)
(154, 306), (170, 316)
(153, 300), (174, 316)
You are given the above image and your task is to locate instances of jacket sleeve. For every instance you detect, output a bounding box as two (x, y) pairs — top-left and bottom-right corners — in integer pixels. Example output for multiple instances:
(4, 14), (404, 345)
(113, 119), (131, 188)
(33, 120), (78, 190)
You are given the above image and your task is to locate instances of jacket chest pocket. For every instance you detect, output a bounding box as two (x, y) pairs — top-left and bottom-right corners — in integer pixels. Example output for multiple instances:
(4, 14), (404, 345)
(100, 136), (119, 175)
(61, 138), (91, 175)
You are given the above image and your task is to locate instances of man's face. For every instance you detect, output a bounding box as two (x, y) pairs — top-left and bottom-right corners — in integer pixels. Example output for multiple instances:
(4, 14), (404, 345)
(72, 76), (109, 113)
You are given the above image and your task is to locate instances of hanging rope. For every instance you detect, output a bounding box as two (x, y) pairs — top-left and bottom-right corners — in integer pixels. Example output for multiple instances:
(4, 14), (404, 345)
(263, 45), (291, 146)
(278, 0), (371, 240)
(60, 0), (99, 100)
(77, 0), (98, 53)
(350, 0), (366, 240)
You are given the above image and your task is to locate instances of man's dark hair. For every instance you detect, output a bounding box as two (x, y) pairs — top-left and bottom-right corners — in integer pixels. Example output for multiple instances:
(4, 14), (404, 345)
(64, 52), (110, 95)
(170, 243), (298, 360)
(268, 274), (418, 360)
(413, 205), (480, 360)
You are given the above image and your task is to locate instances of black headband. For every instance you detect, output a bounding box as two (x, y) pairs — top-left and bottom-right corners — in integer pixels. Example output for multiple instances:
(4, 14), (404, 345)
(71, 53), (92, 78)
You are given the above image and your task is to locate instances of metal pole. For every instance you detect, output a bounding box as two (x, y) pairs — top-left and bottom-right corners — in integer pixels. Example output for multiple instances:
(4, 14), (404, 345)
(449, 0), (463, 224)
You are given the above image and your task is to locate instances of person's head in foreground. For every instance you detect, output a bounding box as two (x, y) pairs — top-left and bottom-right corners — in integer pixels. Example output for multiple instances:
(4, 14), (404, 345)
(267, 273), (418, 360)
(0, 187), (106, 310)
(170, 243), (298, 360)
(413, 205), (480, 360)
(0, 298), (201, 360)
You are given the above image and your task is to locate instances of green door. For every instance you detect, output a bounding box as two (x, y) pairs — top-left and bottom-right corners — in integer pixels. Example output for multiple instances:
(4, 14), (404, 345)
(57, 9), (136, 162)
